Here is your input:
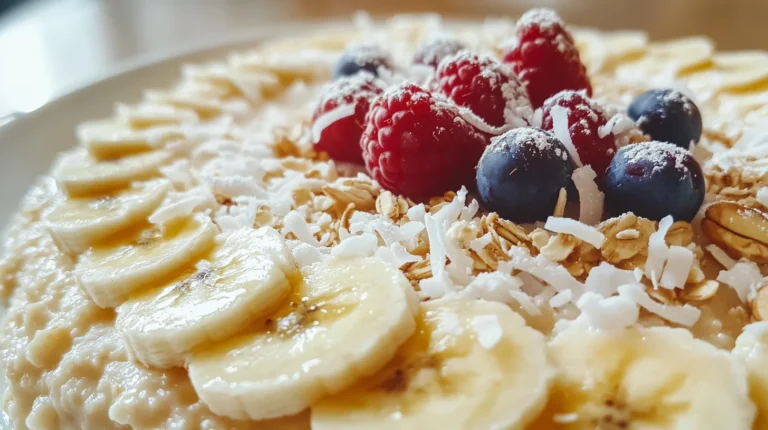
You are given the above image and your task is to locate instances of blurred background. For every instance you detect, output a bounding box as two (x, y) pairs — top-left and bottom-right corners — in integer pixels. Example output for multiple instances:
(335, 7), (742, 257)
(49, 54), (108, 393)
(0, 0), (766, 117)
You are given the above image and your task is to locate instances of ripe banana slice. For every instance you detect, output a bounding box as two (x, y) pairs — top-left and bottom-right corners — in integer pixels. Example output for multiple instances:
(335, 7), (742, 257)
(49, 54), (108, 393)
(76, 214), (217, 308)
(531, 325), (755, 429)
(615, 37), (714, 82)
(44, 179), (172, 255)
(311, 299), (553, 430)
(574, 29), (648, 73)
(52, 148), (172, 196)
(116, 227), (295, 368)
(116, 102), (199, 129)
(188, 256), (419, 421)
(144, 90), (223, 119)
(733, 322), (768, 429)
(78, 119), (184, 159)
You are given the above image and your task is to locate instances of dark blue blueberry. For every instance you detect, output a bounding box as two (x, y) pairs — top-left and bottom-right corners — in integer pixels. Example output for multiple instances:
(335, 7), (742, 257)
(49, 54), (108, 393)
(628, 89), (703, 149)
(604, 141), (705, 222)
(332, 45), (393, 79)
(476, 127), (574, 223)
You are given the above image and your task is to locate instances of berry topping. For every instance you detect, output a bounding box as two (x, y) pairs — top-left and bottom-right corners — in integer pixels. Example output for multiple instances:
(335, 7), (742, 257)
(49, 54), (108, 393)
(413, 37), (467, 68)
(476, 127), (575, 223)
(502, 8), (592, 108)
(436, 51), (532, 128)
(604, 141), (705, 221)
(333, 45), (393, 79)
(628, 89), (703, 149)
(541, 90), (617, 179)
(312, 74), (384, 163)
(361, 84), (488, 199)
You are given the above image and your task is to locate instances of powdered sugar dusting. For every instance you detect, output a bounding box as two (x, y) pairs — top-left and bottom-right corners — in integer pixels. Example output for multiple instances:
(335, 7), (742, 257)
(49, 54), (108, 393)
(622, 141), (692, 175)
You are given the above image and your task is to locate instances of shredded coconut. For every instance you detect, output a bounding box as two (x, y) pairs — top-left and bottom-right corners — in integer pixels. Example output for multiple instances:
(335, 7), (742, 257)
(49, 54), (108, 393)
(472, 314), (503, 349)
(283, 211), (321, 247)
(331, 233), (379, 258)
(717, 261), (763, 302)
(549, 290), (573, 308)
(311, 104), (355, 143)
(576, 292), (639, 330)
(706, 244), (737, 269)
(618, 283), (701, 326)
(758, 187), (768, 209)
(550, 105), (583, 166)
(659, 245), (694, 289)
(584, 262), (638, 297)
(645, 215), (674, 288)
(571, 166), (604, 225)
(545, 216), (606, 248)
(505, 246), (585, 300)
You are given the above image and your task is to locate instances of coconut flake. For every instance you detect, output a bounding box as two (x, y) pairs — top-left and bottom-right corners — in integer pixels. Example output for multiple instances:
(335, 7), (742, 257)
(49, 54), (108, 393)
(419, 272), (455, 299)
(717, 261), (763, 302)
(311, 104), (356, 143)
(331, 233), (379, 258)
(545, 216), (606, 248)
(757, 187), (768, 209)
(509, 290), (542, 315)
(399, 221), (425, 241)
(292, 243), (329, 267)
(618, 283), (701, 326)
(659, 245), (694, 289)
(550, 105), (583, 166)
(598, 113), (636, 139)
(424, 214), (448, 277)
(571, 166), (605, 226)
(472, 314), (503, 349)
(434, 187), (468, 225)
(549, 290), (573, 308)
(576, 292), (639, 330)
(645, 215), (674, 288)
(584, 262), (637, 297)
(505, 246), (585, 299)
(457, 107), (513, 136)
(460, 199), (480, 221)
(706, 244), (737, 269)
(283, 210), (321, 246)
(406, 204), (427, 222)
(149, 186), (217, 225)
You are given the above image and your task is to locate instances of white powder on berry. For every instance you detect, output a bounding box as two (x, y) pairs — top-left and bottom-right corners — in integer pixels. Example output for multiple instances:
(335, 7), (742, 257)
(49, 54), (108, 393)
(622, 141), (692, 174)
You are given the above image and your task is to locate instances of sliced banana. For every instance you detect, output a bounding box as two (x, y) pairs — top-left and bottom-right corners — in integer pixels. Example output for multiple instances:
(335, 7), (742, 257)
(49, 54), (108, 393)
(116, 227), (295, 368)
(52, 148), (172, 196)
(188, 256), (419, 421)
(144, 90), (223, 119)
(531, 325), (755, 429)
(44, 179), (172, 255)
(733, 322), (768, 429)
(686, 51), (768, 97)
(312, 299), (553, 430)
(615, 37), (714, 82)
(116, 102), (198, 129)
(78, 119), (184, 159)
(76, 214), (217, 308)
(574, 29), (648, 73)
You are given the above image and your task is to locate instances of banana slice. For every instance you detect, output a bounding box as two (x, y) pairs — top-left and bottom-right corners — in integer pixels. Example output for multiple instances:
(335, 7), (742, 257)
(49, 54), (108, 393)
(52, 148), (172, 197)
(116, 102), (199, 129)
(188, 256), (419, 421)
(733, 322), (768, 429)
(311, 299), (553, 430)
(615, 37), (714, 82)
(531, 325), (755, 429)
(76, 214), (217, 308)
(686, 52), (768, 97)
(78, 119), (184, 159)
(44, 179), (172, 255)
(116, 227), (295, 368)
(144, 90), (223, 119)
(574, 29), (648, 73)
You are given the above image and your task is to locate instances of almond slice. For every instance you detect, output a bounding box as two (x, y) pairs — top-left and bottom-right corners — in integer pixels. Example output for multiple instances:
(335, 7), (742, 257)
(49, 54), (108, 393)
(702, 201), (768, 263)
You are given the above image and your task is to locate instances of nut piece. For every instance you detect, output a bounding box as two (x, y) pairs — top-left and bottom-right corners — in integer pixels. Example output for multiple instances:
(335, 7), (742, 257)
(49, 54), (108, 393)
(702, 201), (768, 263)
(666, 221), (694, 247)
(680, 280), (719, 302)
(541, 234), (578, 262)
(598, 213), (656, 269)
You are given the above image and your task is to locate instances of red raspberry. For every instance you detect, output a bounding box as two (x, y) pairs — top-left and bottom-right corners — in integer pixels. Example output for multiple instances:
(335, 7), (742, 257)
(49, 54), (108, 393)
(502, 8), (592, 108)
(436, 51), (532, 128)
(361, 84), (488, 199)
(311, 74), (383, 163)
(413, 37), (466, 68)
(541, 90), (616, 178)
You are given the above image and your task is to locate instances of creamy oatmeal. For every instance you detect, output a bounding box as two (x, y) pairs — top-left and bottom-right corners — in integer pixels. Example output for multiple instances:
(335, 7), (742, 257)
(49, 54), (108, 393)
(2, 10), (768, 430)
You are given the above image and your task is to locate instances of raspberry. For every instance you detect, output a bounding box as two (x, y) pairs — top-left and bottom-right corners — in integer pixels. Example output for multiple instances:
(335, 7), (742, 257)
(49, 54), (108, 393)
(502, 8), (592, 108)
(541, 90), (616, 179)
(361, 84), (488, 199)
(413, 37), (466, 68)
(436, 51), (532, 128)
(311, 74), (383, 163)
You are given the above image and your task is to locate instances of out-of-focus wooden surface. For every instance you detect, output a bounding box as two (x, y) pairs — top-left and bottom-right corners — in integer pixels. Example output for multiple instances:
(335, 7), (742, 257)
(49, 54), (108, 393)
(0, 0), (766, 115)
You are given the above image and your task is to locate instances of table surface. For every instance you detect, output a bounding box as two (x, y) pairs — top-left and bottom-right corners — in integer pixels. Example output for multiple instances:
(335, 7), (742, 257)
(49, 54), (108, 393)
(0, 0), (767, 116)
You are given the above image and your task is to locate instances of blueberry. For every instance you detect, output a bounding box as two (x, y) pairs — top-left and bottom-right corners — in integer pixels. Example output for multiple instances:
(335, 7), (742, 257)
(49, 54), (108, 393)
(476, 127), (574, 223)
(333, 45), (393, 79)
(628, 89), (703, 149)
(604, 141), (705, 222)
